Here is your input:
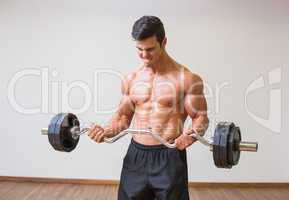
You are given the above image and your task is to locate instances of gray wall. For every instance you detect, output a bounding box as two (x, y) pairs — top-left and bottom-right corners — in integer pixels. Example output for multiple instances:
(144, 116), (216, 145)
(1, 0), (289, 182)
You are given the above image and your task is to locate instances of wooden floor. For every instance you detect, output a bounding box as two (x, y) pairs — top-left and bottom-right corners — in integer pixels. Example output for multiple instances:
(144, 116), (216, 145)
(0, 181), (289, 200)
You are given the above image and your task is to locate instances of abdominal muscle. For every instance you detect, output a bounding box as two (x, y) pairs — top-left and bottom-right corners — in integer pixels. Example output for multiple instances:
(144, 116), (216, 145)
(131, 108), (187, 145)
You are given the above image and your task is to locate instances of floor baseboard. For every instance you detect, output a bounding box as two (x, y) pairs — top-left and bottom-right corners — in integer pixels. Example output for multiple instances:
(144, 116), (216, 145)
(0, 176), (288, 188)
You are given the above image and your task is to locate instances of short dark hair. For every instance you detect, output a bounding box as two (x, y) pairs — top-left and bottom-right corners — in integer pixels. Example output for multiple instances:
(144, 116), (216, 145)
(132, 16), (165, 45)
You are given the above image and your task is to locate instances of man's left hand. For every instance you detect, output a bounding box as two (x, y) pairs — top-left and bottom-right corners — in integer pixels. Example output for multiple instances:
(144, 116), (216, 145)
(175, 131), (197, 150)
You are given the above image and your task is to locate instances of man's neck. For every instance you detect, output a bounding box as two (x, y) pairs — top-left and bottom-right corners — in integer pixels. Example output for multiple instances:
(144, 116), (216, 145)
(145, 52), (176, 74)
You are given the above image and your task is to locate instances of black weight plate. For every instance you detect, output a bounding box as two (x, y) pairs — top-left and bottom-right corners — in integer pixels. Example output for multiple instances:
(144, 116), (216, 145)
(232, 127), (241, 166)
(54, 113), (78, 152)
(59, 113), (79, 152)
(220, 123), (231, 168)
(226, 122), (236, 168)
(227, 126), (235, 167)
(215, 122), (235, 168)
(55, 113), (68, 151)
(48, 114), (61, 149)
(58, 113), (73, 152)
(213, 123), (222, 168)
(219, 128), (229, 168)
(219, 122), (228, 168)
(50, 113), (67, 151)
(227, 126), (241, 167)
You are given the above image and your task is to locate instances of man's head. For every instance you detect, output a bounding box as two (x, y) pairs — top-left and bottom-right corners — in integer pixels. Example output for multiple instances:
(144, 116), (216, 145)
(132, 16), (167, 66)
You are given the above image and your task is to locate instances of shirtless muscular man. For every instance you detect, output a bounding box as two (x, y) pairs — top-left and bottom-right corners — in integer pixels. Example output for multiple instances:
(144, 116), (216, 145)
(88, 16), (209, 200)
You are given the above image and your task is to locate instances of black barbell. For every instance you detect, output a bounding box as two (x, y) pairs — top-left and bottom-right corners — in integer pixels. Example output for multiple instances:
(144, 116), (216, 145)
(41, 113), (258, 169)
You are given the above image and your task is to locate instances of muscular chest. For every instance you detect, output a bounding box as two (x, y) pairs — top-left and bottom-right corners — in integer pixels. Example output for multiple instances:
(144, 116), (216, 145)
(130, 75), (182, 107)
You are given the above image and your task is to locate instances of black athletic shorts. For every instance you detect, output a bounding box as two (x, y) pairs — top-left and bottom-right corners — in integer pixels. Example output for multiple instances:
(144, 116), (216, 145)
(118, 139), (190, 200)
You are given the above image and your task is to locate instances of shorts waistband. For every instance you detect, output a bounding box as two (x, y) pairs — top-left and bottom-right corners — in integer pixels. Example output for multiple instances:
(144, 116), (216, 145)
(131, 138), (170, 150)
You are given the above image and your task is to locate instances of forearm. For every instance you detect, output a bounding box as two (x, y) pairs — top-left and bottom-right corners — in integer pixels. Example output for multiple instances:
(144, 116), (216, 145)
(191, 115), (209, 136)
(103, 115), (131, 138)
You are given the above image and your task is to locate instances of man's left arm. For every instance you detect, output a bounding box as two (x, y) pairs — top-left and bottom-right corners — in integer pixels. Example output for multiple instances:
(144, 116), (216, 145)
(175, 74), (209, 150)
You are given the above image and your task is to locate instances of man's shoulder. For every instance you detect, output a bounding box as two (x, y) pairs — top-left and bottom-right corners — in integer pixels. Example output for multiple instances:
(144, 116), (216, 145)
(122, 67), (142, 91)
(123, 67), (139, 80)
(177, 65), (202, 83)
(178, 65), (203, 94)
(124, 71), (136, 83)
(124, 65), (147, 82)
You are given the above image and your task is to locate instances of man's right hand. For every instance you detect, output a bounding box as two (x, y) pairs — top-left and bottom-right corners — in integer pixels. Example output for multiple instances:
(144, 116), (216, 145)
(87, 124), (106, 143)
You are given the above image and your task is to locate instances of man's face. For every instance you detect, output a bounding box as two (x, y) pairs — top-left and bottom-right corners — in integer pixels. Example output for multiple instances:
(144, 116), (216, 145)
(136, 36), (165, 66)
